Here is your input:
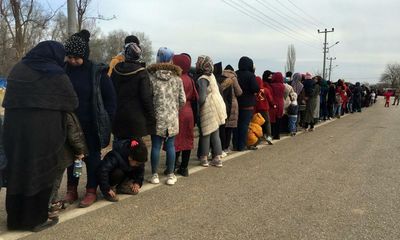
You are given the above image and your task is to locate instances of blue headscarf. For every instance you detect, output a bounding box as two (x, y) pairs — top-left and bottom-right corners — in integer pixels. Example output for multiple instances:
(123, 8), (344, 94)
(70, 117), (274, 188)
(22, 40), (65, 75)
(156, 47), (174, 63)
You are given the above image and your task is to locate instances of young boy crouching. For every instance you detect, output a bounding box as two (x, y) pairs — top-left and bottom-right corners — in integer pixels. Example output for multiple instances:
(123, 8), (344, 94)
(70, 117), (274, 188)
(97, 138), (148, 202)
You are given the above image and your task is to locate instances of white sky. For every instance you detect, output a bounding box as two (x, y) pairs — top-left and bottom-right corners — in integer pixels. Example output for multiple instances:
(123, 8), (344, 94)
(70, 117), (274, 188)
(44, 0), (400, 84)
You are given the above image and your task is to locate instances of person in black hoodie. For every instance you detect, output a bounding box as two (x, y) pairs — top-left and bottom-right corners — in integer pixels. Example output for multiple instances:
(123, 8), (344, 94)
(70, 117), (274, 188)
(214, 62), (232, 156)
(64, 30), (117, 208)
(233, 56), (259, 151)
(327, 81), (336, 119)
(352, 82), (362, 112)
(97, 138), (147, 202)
(111, 41), (155, 139)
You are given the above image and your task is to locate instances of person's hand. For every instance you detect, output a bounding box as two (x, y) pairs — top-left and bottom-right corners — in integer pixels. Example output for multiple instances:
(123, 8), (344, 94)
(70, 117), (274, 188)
(131, 183), (140, 194)
(75, 154), (85, 160)
(108, 189), (116, 198)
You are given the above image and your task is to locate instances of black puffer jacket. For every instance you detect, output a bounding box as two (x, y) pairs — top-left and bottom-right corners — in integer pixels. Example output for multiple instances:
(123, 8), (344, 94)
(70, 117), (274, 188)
(97, 140), (144, 194)
(236, 56), (259, 108)
(111, 61), (155, 138)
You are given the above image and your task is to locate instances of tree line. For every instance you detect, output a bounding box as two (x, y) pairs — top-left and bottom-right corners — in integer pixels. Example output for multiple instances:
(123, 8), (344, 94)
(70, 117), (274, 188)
(0, 0), (153, 77)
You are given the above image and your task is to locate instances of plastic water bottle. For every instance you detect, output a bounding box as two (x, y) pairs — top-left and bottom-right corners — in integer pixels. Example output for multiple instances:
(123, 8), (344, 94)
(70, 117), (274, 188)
(73, 159), (82, 178)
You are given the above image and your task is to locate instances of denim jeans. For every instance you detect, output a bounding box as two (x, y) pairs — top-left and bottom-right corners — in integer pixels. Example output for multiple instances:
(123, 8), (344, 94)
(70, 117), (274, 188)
(151, 135), (175, 174)
(288, 116), (298, 133)
(233, 109), (253, 151)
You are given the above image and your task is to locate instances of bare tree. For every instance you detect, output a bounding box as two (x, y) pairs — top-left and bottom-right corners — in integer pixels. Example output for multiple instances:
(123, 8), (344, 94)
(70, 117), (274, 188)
(90, 29), (153, 64)
(285, 44), (296, 73)
(48, 11), (68, 42)
(76, 0), (115, 32)
(380, 63), (400, 88)
(0, 0), (59, 59)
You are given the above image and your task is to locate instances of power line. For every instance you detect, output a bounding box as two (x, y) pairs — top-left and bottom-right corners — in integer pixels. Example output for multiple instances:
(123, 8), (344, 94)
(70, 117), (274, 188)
(273, 0), (320, 29)
(220, 0), (319, 50)
(286, 0), (327, 27)
(255, 0), (320, 42)
(233, 0), (319, 48)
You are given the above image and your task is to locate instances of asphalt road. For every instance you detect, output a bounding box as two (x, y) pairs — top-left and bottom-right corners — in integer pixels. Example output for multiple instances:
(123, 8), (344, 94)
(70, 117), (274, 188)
(2, 99), (400, 240)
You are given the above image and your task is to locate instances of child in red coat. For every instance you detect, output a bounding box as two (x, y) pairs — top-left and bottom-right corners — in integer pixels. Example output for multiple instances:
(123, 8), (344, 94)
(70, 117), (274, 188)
(384, 91), (391, 107)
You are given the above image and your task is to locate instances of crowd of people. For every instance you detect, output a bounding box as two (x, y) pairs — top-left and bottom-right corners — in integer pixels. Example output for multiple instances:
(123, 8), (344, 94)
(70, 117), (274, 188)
(0, 29), (384, 232)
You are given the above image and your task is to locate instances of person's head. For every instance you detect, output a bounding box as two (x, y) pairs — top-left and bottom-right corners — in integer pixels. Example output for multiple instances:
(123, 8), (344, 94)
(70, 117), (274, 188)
(195, 55), (214, 76)
(286, 71), (293, 78)
(156, 47), (174, 63)
(124, 42), (142, 62)
(173, 54), (191, 74)
(224, 64), (234, 71)
(22, 40), (66, 74)
(127, 138), (148, 167)
(271, 72), (284, 83)
(124, 35), (140, 45)
(213, 62), (223, 77)
(262, 70), (273, 83)
(290, 92), (298, 105)
(238, 56), (254, 72)
(304, 72), (312, 80)
(292, 72), (302, 83)
(65, 29), (91, 66)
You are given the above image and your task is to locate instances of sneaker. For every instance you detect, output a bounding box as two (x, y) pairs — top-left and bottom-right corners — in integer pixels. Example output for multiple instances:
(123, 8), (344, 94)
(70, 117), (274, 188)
(166, 173), (177, 185)
(210, 159), (223, 168)
(221, 151), (228, 158)
(148, 173), (160, 184)
(200, 159), (209, 167)
(176, 167), (189, 177)
(266, 136), (273, 145)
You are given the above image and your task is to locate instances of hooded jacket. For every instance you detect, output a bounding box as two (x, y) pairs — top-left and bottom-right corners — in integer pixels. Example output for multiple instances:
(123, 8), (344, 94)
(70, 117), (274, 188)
(147, 63), (186, 137)
(111, 61), (155, 138)
(172, 54), (198, 151)
(223, 69), (243, 128)
(269, 72), (285, 122)
(236, 57), (259, 108)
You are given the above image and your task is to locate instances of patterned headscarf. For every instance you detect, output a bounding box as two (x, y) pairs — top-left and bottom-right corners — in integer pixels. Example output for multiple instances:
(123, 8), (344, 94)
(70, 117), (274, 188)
(196, 55), (214, 76)
(156, 47), (174, 63)
(124, 42), (142, 62)
(291, 72), (304, 95)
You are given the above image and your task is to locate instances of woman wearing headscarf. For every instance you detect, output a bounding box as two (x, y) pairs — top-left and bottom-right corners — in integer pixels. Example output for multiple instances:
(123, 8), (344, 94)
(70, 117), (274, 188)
(64, 30), (117, 208)
(3, 41), (78, 231)
(172, 54), (198, 176)
(196, 55), (227, 167)
(269, 72), (285, 139)
(147, 47), (185, 185)
(303, 72), (319, 131)
(109, 42), (155, 192)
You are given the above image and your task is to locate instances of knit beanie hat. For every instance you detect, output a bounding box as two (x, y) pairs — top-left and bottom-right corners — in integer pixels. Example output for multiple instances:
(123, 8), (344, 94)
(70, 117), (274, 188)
(156, 47), (174, 63)
(65, 29), (91, 59)
(124, 42), (142, 62)
(124, 35), (140, 45)
(196, 55), (214, 76)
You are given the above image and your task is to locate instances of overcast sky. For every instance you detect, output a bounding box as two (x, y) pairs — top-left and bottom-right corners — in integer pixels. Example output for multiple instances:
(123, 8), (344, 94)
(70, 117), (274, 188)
(45, 0), (400, 84)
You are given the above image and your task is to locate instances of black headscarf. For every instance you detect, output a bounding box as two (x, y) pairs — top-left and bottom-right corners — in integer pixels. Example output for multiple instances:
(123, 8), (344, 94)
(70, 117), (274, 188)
(21, 41), (65, 75)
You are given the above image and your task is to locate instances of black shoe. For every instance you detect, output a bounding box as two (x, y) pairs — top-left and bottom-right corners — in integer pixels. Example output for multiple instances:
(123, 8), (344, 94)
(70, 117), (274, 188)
(176, 167), (189, 177)
(247, 146), (258, 150)
(31, 218), (58, 232)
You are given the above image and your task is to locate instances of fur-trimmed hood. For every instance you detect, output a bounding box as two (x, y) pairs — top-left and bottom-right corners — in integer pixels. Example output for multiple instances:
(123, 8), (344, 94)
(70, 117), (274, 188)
(147, 63), (182, 81)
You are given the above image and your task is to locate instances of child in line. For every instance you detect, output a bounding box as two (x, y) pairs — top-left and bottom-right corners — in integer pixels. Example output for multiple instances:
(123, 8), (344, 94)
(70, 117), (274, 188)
(97, 138), (147, 202)
(288, 92), (299, 136)
(49, 112), (88, 219)
(384, 90), (391, 107)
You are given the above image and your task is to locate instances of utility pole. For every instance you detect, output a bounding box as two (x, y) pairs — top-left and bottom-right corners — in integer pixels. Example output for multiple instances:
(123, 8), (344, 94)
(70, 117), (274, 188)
(318, 28), (334, 79)
(327, 57), (336, 81)
(67, 0), (77, 36)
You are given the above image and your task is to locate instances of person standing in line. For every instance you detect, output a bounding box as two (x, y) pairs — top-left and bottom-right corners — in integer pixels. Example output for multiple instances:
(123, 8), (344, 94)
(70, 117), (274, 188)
(3, 41), (78, 231)
(107, 35), (141, 77)
(392, 88), (400, 105)
(287, 92), (299, 136)
(256, 72), (273, 145)
(147, 47), (185, 185)
(303, 72), (318, 131)
(233, 56), (259, 151)
(222, 65), (242, 151)
(269, 72), (285, 139)
(196, 55), (227, 167)
(327, 81), (336, 119)
(64, 30), (117, 208)
(172, 53), (198, 177)
(352, 82), (363, 112)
